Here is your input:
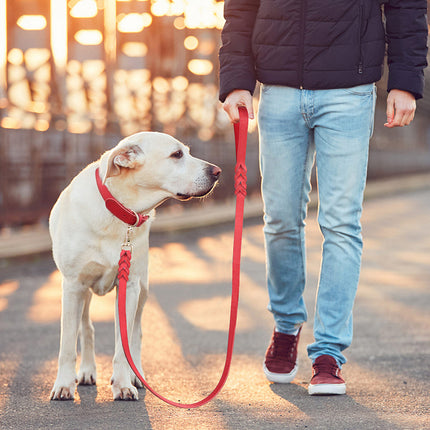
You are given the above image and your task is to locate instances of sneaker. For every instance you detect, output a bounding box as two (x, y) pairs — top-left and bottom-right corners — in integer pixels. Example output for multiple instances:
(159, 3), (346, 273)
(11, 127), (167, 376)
(263, 328), (301, 383)
(308, 355), (346, 395)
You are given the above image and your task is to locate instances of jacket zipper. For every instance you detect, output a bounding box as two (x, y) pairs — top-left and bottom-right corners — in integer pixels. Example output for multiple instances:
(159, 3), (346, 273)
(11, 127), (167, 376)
(298, 0), (307, 88)
(358, 0), (364, 74)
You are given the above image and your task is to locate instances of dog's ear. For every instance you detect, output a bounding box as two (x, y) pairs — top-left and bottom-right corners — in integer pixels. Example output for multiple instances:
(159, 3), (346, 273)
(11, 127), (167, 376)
(103, 145), (143, 182)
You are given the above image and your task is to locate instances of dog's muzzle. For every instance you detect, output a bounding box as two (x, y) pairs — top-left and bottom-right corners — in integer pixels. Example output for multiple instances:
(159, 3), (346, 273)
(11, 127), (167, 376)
(176, 165), (221, 200)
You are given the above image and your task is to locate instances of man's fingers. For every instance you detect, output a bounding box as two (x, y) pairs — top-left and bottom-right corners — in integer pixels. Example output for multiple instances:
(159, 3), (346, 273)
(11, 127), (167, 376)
(385, 106), (415, 128)
(392, 109), (405, 127)
(384, 89), (416, 128)
(385, 96), (395, 126)
(223, 102), (240, 123)
(223, 89), (254, 124)
(402, 109), (415, 126)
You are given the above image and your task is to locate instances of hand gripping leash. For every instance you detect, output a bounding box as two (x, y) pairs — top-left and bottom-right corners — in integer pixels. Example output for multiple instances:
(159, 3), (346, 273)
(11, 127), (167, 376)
(117, 107), (249, 408)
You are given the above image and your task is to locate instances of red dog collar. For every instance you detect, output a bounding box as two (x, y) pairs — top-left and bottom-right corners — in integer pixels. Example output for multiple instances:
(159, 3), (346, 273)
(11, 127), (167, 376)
(95, 168), (149, 227)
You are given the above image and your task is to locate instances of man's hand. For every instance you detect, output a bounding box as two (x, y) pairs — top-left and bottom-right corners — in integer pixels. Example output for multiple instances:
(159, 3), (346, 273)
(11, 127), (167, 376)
(384, 89), (416, 128)
(223, 89), (254, 123)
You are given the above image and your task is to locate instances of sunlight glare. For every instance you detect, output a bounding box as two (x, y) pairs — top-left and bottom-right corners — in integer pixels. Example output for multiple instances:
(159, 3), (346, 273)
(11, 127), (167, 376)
(90, 293), (115, 322)
(27, 271), (62, 323)
(0, 359), (19, 410)
(50, 0), (67, 72)
(0, 281), (19, 312)
(149, 243), (216, 284)
(178, 296), (254, 332)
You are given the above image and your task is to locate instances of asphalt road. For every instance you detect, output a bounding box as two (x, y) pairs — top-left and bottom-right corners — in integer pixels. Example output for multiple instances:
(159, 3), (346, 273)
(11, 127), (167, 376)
(0, 189), (429, 430)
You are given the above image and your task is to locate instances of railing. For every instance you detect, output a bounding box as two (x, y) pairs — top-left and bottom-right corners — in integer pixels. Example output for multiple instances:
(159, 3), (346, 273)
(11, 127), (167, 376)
(1, 1), (429, 227)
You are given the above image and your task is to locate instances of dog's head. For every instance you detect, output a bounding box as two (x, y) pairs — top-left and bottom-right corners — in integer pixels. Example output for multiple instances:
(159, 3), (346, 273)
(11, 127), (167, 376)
(100, 132), (221, 209)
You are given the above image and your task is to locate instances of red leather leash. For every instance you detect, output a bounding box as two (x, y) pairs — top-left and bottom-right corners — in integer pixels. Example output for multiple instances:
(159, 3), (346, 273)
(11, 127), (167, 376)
(117, 107), (249, 408)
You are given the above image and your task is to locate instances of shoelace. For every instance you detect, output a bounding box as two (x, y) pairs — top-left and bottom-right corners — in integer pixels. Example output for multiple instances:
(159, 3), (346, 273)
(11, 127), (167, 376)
(313, 361), (340, 378)
(269, 332), (298, 361)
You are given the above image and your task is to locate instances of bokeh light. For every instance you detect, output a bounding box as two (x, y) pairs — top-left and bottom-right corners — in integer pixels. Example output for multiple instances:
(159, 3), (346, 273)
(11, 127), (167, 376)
(74, 29), (103, 45)
(188, 59), (213, 75)
(184, 35), (198, 50)
(70, 0), (98, 18)
(17, 15), (47, 31)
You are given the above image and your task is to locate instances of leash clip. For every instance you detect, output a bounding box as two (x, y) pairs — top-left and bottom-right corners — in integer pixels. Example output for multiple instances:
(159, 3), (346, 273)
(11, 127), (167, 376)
(122, 226), (133, 251)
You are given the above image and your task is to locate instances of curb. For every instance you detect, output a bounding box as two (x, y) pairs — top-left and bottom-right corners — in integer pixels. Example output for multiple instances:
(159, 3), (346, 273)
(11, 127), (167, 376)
(1, 173), (429, 260)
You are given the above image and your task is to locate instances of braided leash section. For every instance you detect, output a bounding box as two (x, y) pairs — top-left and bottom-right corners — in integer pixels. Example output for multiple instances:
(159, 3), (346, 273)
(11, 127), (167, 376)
(118, 249), (131, 282)
(234, 163), (247, 197)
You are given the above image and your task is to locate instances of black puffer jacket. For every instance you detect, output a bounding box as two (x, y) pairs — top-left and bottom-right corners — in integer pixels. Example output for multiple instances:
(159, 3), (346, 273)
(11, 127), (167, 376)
(219, 0), (428, 101)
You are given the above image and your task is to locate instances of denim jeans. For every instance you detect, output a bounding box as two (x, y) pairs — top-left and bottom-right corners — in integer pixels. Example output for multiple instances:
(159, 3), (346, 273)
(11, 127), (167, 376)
(258, 84), (376, 365)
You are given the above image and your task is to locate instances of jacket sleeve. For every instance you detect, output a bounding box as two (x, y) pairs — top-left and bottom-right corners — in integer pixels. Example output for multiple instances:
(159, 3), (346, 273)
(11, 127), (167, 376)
(218, 0), (260, 102)
(384, 0), (428, 99)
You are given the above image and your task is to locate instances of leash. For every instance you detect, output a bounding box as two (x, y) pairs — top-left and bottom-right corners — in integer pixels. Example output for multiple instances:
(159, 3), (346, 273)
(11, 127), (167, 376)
(117, 107), (249, 408)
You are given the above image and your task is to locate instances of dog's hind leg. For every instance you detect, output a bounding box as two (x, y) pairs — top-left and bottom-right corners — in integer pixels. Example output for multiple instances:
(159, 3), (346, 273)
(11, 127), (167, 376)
(50, 280), (86, 400)
(77, 290), (97, 385)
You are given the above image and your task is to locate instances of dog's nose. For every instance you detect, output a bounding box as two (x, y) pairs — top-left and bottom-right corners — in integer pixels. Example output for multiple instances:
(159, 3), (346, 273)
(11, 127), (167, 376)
(211, 165), (222, 179)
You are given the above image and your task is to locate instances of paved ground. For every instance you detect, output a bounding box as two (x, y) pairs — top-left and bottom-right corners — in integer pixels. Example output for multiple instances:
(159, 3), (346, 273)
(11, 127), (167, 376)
(0, 188), (429, 429)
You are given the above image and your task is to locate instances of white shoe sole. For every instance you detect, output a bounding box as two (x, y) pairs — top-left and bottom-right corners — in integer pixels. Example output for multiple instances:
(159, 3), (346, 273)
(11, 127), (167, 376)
(263, 363), (298, 383)
(308, 383), (346, 395)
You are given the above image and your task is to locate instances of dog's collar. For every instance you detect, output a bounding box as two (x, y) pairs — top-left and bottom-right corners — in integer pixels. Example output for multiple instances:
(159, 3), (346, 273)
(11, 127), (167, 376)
(95, 168), (149, 227)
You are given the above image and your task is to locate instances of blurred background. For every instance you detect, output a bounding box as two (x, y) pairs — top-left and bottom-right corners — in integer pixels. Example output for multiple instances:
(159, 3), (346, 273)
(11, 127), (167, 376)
(0, 0), (429, 228)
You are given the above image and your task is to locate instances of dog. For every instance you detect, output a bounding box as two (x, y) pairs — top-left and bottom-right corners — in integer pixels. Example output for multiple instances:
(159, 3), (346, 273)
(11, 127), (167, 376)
(49, 131), (221, 400)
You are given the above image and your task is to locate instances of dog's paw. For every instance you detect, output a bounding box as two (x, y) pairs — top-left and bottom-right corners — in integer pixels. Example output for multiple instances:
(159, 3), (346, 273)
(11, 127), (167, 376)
(50, 379), (77, 401)
(131, 376), (144, 389)
(112, 383), (139, 401)
(78, 367), (97, 385)
(131, 370), (145, 389)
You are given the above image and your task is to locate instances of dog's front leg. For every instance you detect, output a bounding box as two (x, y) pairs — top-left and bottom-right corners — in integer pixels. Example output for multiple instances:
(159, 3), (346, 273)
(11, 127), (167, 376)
(111, 281), (140, 400)
(77, 290), (97, 385)
(50, 282), (86, 400)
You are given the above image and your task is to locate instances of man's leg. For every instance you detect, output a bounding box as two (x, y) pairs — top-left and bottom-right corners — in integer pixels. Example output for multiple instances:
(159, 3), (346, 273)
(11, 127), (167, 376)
(308, 84), (376, 366)
(258, 85), (314, 334)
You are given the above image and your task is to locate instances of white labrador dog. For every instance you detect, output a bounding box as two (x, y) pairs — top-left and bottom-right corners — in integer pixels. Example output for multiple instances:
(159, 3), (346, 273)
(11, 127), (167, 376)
(49, 132), (221, 401)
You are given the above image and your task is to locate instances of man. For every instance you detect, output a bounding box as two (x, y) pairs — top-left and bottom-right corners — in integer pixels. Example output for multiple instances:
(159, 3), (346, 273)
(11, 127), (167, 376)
(219, 0), (428, 395)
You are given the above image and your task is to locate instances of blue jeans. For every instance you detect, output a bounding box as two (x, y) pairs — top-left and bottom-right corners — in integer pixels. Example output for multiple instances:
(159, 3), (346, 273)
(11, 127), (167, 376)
(258, 84), (376, 366)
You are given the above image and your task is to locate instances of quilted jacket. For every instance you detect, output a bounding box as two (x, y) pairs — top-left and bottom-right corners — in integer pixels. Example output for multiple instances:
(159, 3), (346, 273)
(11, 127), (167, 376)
(219, 0), (428, 101)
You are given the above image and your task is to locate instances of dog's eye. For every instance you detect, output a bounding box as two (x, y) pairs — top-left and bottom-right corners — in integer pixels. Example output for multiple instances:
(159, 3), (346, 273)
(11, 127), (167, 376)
(170, 150), (183, 159)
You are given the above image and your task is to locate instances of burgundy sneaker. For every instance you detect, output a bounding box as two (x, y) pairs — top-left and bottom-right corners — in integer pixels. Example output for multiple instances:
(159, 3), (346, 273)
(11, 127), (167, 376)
(308, 355), (346, 395)
(263, 328), (301, 383)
